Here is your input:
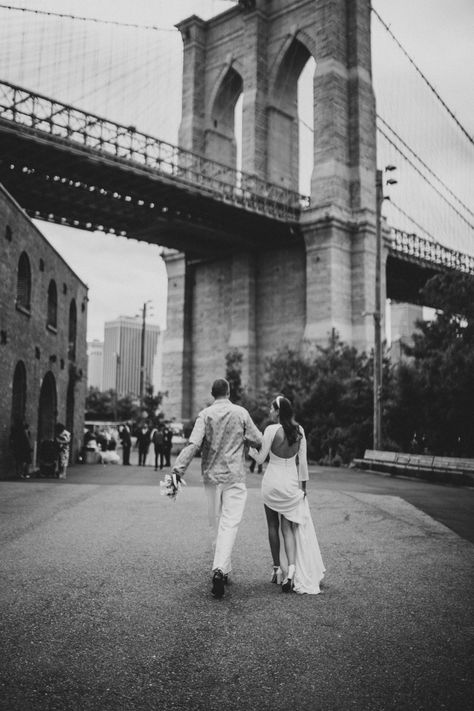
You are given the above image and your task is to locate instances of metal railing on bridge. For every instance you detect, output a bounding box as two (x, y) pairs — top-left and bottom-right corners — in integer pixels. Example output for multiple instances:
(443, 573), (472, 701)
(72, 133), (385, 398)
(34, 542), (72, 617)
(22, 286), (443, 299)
(390, 228), (474, 274)
(0, 80), (308, 222)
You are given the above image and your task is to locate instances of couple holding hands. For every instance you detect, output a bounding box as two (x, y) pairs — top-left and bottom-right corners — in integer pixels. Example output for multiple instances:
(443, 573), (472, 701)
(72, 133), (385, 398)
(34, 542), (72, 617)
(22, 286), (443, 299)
(172, 378), (325, 599)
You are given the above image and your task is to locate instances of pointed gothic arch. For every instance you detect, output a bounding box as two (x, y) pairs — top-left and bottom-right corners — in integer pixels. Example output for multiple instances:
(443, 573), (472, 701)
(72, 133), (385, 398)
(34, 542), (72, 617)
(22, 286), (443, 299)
(205, 65), (243, 171)
(272, 37), (312, 110)
(268, 36), (314, 190)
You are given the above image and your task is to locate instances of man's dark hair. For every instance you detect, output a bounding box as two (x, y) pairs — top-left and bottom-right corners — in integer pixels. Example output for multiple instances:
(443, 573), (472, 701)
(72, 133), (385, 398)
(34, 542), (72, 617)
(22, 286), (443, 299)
(211, 378), (230, 398)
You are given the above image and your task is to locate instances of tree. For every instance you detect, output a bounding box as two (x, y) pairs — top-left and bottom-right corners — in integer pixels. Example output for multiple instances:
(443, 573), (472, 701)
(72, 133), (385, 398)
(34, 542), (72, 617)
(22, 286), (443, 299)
(225, 348), (269, 428)
(116, 394), (139, 422)
(383, 361), (422, 453)
(141, 385), (164, 422)
(264, 333), (375, 464)
(85, 387), (115, 420)
(389, 272), (474, 456)
(85, 385), (164, 425)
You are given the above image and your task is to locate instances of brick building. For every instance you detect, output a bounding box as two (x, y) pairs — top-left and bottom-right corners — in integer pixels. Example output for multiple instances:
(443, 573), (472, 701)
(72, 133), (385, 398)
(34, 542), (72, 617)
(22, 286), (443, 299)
(0, 183), (88, 477)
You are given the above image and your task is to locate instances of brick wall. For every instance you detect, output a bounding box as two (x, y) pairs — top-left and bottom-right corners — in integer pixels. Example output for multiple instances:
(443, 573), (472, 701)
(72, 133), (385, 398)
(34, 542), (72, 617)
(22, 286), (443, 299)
(0, 184), (88, 477)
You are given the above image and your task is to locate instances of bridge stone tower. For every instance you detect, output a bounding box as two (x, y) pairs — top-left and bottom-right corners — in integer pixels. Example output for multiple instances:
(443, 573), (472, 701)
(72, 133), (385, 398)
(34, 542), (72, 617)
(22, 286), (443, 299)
(163, 0), (377, 419)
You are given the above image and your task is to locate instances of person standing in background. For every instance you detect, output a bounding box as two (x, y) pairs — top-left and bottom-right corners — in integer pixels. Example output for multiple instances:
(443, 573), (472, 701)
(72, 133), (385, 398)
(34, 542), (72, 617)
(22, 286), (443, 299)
(119, 423), (132, 466)
(55, 423), (71, 480)
(151, 424), (166, 471)
(162, 423), (173, 468)
(136, 423), (151, 466)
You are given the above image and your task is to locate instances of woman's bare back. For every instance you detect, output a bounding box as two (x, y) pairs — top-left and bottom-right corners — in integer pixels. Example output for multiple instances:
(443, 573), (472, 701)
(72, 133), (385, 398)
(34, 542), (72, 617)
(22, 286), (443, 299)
(270, 425), (300, 459)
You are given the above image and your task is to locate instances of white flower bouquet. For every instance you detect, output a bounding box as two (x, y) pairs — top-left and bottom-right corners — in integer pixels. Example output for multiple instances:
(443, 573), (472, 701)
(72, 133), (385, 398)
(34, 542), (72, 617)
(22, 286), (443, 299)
(159, 472), (186, 501)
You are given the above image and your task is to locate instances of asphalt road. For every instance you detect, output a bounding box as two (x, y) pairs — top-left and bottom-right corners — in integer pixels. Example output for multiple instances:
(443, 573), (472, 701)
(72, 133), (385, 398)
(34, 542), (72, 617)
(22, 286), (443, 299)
(1, 460), (473, 711)
(309, 466), (474, 545)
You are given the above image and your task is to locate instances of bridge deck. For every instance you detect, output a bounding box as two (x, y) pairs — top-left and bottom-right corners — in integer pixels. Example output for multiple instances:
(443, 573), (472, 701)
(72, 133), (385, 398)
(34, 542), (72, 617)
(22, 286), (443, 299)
(0, 120), (304, 255)
(0, 80), (307, 256)
(1, 79), (472, 277)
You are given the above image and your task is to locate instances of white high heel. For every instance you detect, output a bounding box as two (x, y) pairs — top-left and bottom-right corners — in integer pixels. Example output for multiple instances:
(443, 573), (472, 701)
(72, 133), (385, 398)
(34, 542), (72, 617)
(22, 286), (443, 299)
(271, 566), (283, 584)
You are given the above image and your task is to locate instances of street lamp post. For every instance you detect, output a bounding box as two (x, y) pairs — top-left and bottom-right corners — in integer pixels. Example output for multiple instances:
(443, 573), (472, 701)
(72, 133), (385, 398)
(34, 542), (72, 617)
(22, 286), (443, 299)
(373, 165), (397, 450)
(373, 169), (383, 450)
(139, 301), (153, 408)
(113, 352), (121, 421)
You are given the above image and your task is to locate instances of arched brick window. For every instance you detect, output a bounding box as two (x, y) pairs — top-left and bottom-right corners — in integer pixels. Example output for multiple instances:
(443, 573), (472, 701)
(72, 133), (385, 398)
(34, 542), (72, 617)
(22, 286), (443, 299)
(47, 280), (58, 329)
(16, 252), (31, 311)
(68, 299), (77, 360)
(11, 360), (27, 426)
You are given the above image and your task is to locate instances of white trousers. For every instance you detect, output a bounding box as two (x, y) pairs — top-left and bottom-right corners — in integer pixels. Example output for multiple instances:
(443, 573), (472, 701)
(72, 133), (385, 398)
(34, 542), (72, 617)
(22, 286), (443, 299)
(204, 481), (247, 575)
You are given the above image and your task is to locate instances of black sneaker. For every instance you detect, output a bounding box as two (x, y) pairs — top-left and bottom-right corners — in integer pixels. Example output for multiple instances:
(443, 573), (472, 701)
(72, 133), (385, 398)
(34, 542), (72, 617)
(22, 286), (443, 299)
(211, 569), (225, 598)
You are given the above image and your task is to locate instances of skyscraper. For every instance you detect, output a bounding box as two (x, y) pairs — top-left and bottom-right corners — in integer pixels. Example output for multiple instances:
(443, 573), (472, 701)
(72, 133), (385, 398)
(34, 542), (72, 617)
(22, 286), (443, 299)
(102, 317), (161, 396)
(87, 339), (104, 390)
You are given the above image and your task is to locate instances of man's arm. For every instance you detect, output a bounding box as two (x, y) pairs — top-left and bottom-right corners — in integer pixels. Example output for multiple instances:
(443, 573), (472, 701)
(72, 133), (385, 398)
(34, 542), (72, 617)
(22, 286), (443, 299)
(172, 414), (205, 478)
(243, 413), (263, 449)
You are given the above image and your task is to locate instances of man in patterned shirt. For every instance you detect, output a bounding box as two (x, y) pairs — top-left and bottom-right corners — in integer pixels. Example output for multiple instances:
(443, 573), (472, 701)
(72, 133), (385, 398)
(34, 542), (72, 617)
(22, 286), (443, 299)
(172, 378), (262, 598)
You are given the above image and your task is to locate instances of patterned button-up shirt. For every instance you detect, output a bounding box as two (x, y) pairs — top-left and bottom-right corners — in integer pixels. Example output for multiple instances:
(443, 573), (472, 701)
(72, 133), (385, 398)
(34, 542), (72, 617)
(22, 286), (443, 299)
(172, 399), (262, 485)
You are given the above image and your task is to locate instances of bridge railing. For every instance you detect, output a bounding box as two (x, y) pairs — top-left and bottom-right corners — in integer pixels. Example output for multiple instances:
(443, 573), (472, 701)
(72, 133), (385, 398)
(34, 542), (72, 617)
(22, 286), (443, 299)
(390, 228), (474, 274)
(0, 80), (309, 221)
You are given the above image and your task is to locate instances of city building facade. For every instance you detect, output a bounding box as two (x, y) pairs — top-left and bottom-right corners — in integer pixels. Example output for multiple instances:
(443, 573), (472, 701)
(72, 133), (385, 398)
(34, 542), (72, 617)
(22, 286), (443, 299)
(87, 339), (103, 390)
(0, 183), (88, 477)
(102, 317), (161, 397)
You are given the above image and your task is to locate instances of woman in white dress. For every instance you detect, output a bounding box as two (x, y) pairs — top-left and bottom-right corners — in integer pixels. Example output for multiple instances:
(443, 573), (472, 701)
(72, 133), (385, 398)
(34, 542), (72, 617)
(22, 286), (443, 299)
(249, 396), (325, 594)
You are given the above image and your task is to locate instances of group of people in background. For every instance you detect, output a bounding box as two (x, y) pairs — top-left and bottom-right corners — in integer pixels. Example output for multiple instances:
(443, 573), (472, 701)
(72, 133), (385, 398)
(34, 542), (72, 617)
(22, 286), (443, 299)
(9, 413), (265, 479)
(82, 419), (176, 469)
(132, 421), (173, 470)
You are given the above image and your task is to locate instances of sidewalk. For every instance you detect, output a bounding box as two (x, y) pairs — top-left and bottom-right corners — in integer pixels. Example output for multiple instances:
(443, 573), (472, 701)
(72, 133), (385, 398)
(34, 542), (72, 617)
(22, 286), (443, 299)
(0, 462), (473, 710)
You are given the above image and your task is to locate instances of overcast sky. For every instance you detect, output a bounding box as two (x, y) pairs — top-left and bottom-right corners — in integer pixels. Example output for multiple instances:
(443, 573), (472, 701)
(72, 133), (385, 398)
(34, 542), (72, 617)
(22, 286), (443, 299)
(1, 0), (472, 341)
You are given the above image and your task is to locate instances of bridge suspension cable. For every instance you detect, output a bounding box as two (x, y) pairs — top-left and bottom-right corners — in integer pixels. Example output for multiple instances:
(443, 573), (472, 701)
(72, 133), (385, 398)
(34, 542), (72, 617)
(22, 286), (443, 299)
(0, 3), (178, 32)
(376, 115), (474, 222)
(371, 3), (473, 257)
(299, 110), (473, 243)
(388, 201), (440, 246)
(0, 3), (183, 140)
(377, 121), (474, 232)
(372, 7), (473, 147)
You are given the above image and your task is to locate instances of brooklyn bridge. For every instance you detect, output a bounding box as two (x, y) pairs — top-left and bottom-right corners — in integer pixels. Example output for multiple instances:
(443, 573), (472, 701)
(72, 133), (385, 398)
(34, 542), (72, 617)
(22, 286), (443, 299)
(0, 0), (472, 418)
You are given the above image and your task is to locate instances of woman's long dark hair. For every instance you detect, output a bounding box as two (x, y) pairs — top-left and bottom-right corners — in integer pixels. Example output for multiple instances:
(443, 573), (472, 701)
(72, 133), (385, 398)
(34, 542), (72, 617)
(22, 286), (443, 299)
(272, 396), (301, 445)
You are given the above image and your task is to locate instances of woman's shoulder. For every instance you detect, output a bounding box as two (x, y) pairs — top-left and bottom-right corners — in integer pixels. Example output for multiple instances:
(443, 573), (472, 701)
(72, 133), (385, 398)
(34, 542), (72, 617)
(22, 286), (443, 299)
(264, 423), (280, 432)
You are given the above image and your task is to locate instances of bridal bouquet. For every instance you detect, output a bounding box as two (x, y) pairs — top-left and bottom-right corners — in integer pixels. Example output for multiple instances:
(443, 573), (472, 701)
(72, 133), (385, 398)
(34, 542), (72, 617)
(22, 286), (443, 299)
(160, 472), (185, 501)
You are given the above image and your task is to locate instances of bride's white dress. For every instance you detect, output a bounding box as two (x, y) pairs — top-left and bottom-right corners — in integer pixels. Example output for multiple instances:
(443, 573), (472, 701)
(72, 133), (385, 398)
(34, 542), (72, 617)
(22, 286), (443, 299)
(250, 423), (325, 595)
